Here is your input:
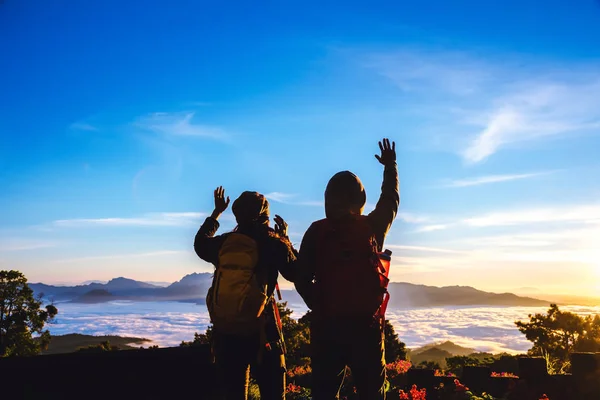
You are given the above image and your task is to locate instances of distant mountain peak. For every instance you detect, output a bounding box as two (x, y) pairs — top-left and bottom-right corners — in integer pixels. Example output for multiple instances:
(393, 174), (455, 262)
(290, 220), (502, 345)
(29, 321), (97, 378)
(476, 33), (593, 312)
(103, 277), (160, 290)
(107, 277), (135, 283)
(168, 272), (213, 288)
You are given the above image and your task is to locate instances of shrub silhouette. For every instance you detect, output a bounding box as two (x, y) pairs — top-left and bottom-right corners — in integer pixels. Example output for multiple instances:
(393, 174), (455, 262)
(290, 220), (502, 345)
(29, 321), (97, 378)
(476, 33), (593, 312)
(77, 340), (119, 353)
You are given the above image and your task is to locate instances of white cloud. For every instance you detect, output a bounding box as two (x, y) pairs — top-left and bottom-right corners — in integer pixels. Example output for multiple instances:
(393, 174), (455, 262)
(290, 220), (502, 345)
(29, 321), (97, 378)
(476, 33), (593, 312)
(462, 85), (600, 163)
(443, 172), (551, 188)
(53, 212), (206, 228)
(368, 49), (600, 163)
(47, 302), (212, 348)
(415, 224), (448, 232)
(48, 300), (599, 353)
(462, 204), (600, 227)
(135, 112), (226, 139)
(264, 192), (297, 203)
(264, 192), (322, 207)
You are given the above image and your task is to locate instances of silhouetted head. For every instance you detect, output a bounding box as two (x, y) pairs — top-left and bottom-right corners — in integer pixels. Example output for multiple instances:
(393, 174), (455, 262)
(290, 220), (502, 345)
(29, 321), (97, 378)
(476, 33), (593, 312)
(232, 191), (270, 227)
(324, 171), (366, 219)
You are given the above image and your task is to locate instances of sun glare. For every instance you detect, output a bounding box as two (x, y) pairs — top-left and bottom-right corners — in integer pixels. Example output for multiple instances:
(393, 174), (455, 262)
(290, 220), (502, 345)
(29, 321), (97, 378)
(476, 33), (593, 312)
(591, 254), (600, 296)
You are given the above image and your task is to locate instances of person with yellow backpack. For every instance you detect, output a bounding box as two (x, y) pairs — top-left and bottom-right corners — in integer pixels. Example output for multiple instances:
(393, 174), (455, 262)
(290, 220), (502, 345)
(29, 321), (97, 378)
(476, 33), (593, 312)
(194, 188), (298, 400)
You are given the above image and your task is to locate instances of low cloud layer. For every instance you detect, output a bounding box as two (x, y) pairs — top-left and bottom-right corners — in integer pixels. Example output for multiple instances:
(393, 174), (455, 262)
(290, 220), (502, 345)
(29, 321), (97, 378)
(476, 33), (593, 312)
(46, 301), (600, 353)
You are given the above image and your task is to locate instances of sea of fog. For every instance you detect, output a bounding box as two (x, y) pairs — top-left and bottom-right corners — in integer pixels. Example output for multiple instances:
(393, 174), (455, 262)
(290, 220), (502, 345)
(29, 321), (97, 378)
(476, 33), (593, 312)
(46, 301), (600, 354)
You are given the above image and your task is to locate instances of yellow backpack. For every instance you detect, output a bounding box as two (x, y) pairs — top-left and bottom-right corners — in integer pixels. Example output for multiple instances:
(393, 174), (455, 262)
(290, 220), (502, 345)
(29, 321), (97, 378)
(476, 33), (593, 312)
(206, 233), (269, 335)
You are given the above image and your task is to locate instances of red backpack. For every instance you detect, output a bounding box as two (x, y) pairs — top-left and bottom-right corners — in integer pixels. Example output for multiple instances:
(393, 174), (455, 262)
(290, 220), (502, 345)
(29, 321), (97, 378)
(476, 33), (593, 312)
(312, 216), (391, 325)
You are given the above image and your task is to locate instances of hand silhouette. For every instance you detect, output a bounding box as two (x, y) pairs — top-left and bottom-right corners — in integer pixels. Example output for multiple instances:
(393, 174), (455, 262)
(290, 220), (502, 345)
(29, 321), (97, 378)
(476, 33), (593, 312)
(375, 138), (396, 166)
(274, 214), (288, 238)
(212, 186), (230, 217)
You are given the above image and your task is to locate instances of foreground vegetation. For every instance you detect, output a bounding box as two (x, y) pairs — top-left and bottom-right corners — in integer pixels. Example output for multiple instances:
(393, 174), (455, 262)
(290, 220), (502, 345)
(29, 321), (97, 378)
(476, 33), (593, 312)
(2, 269), (600, 399)
(181, 301), (599, 400)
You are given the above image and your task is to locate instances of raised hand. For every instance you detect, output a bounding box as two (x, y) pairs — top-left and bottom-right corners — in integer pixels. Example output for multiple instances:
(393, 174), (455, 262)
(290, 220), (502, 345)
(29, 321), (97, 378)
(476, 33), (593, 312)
(375, 138), (396, 166)
(274, 214), (289, 238)
(212, 186), (230, 219)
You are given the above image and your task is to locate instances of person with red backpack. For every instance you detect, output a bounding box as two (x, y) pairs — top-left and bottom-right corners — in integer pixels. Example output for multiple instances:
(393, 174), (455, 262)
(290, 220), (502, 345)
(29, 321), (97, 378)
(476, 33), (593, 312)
(295, 138), (399, 400)
(194, 188), (298, 400)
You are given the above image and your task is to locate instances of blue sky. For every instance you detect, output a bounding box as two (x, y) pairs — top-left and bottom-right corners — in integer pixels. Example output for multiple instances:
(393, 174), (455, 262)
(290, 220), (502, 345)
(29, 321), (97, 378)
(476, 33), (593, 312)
(1, 0), (599, 296)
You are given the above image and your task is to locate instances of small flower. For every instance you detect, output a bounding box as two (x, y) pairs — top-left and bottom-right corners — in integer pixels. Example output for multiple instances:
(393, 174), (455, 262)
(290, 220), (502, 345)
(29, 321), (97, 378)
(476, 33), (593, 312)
(285, 383), (302, 393)
(454, 379), (469, 392)
(491, 371), (519, 378)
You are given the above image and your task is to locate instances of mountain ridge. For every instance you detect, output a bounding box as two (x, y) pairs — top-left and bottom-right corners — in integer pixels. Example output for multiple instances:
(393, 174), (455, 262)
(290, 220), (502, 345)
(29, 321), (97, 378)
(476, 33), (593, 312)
(31, 274), (551, 307)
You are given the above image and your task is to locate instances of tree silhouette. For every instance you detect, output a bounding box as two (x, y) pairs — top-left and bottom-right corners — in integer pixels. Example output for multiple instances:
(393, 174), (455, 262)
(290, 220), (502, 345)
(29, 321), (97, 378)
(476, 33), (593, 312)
(278, 302), (311, 367)
(0, 270), (58, 357)
(515, 304), (600, 372)
(180, 327), (213, 347)
(418, 360), (441, 370)
(446, 355), (483, 375)
(384, 320), (407, 363)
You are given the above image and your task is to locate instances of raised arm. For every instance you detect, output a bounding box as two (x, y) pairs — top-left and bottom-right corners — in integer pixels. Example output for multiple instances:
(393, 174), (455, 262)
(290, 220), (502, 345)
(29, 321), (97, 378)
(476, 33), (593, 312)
(271, 214), (298, 282)
(193, 186), (230, 266)
(368, 139), (400, 249)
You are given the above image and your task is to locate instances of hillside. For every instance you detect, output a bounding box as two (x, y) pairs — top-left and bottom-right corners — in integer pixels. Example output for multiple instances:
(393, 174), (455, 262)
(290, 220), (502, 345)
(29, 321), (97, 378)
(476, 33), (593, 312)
(410, 348), (454, 368)
(74, 289), (114, 303)
(407, 341), (495, 368)
(31, 274), (550, 307)
(411, 340), (476, 356)
(41, 334), (151, 355)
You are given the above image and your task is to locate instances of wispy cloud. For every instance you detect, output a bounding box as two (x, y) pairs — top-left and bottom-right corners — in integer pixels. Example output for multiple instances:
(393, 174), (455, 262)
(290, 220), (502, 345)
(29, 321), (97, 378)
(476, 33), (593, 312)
(398, 212), (430, 224)
(69, 122), (98, 131)
(0, 239), (58, 252)
(368, 49), (600, 163)
(384, 201), (600, 295)
(52, 250), (187, 264)
(264, 192), (297, 203)
(53, 212), (206, 228)
(135, 112), (226, 139)
(462, 204), (600, 227)
(442, 172), (552, 188)
(387, 244), (467, 255)
(264, 192), (322, 207)
(462, 82), (600, 163)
